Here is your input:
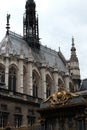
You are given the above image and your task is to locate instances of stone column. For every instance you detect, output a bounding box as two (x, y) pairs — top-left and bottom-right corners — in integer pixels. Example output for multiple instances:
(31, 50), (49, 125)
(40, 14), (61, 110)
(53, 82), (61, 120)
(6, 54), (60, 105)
(65, 72), (70, 91)
(18, 54), (24, 93)
(5, 54), (9, 88)
(26, 48), (34, 96)
(41, 63), (46, 99)
(27, 61), (33, 96)
(22, 108), (27, 126)
(53, 68), (58, 92)
(65, 76), (69, 91)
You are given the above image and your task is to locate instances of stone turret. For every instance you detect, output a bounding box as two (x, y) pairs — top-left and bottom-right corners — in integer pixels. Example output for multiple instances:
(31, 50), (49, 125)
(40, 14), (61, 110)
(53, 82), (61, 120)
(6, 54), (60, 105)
(69, 37), (81, 91)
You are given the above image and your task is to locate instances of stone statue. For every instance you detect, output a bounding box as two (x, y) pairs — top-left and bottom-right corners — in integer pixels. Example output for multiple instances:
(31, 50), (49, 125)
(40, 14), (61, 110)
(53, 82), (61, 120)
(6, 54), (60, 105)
(7, 14), (10, 24)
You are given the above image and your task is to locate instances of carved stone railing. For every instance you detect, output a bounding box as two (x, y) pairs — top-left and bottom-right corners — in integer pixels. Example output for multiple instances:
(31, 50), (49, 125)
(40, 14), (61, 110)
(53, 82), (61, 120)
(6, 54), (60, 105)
(0, 87), (42, 104)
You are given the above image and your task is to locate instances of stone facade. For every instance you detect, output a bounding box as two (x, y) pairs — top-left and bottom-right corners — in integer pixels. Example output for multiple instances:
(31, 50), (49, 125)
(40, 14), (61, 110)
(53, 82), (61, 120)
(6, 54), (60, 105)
(0, 39), (80, 97)
(0, 35), (81, 99)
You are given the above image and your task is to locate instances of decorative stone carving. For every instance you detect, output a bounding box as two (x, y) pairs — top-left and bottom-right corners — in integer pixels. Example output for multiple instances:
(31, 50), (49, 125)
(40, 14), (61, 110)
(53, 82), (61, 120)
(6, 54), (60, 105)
(43, 87), (79, 106)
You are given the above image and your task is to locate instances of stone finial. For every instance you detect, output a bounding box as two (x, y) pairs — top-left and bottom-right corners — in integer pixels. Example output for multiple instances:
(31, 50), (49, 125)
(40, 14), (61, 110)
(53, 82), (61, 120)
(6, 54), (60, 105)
(71, 36), (76, 51)
(6, 14), (10, 35)
(59, 47), (61, 52)
(72, 36), (74, 45)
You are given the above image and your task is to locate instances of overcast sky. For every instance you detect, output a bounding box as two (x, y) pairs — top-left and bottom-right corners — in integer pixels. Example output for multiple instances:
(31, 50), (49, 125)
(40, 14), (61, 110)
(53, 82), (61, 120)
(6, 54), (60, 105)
(0, 0), (87, 80)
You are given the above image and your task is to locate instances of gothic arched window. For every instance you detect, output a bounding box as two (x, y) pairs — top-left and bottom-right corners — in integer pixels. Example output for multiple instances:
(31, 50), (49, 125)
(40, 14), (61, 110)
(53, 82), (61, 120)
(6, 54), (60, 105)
(32, 71), (38, 97)
(0, 64), (5, 84)
(33, 81), (38, 97)
(58, 78), (64, 88)
(46, 80), (51, 98)
(46, 75), (52, 98)
(8, 65), (17, 92)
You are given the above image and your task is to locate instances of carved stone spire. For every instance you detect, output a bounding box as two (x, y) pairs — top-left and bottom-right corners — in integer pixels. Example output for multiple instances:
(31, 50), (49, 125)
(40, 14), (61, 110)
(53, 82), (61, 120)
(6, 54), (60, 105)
(69, 37), (81, 91)
(70, 37), (78, 62)
(23, 0), (40, 49)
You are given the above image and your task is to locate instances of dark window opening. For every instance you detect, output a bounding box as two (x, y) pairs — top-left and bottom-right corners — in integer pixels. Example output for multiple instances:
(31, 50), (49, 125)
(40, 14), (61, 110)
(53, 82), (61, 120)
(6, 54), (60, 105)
(8, 66), (16, 92)
(33, 72), (38, 97)
(27, 116), (35, 126)
(33, 84), (38, 97)
(46, 81), (51, 98)
(0, 65), (5, 84)
(46, 87), (50, 98)
(0, 113), (8, 128)
(1, 104), (7, 111)
(14, 115), (22, 128)
(28, 109), (34, 115)
(15, 107), (21, 114)
(77, 119), (86, 130)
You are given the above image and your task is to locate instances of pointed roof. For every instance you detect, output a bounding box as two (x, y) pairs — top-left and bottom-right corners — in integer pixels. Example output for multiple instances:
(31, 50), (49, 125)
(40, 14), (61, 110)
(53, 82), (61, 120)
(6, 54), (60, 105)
(0, 31), (29, 57)
(0, 34), (13, 54)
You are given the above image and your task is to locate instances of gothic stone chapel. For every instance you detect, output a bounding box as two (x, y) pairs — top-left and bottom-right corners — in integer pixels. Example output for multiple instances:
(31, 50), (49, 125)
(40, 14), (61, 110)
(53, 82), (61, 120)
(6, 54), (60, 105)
(0, 0), (82, 129)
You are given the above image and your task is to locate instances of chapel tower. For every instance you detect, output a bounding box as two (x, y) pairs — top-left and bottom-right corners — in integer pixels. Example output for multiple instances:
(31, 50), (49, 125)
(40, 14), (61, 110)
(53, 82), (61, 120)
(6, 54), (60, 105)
(69, 37), (81, 91)
(23, 0), (40, 49)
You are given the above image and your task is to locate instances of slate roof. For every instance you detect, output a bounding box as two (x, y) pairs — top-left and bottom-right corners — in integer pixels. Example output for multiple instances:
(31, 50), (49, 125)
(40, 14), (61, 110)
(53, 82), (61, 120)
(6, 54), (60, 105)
(0, 31), (67, 73)
(0, 31), (29, 57)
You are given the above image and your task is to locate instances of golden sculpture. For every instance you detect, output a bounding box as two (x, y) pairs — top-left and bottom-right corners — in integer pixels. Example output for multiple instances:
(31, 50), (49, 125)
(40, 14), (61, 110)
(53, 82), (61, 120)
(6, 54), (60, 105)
(43, 87), (79, 106)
